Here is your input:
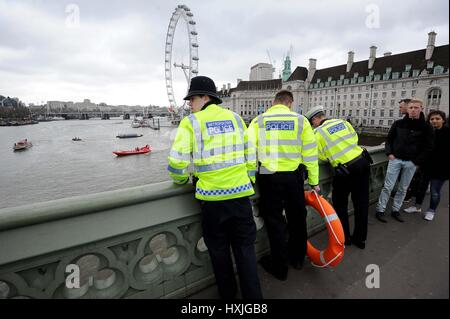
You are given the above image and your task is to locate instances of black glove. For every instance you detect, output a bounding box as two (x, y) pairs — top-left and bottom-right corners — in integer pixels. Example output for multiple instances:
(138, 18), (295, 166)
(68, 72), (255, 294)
(192, 175), (199, 188)
(361, 147), (374, 164)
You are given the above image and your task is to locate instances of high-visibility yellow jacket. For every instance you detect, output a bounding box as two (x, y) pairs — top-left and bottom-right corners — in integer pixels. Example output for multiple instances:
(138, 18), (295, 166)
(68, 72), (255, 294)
(247, 104), (319, 186)
(168, 104), (256, 201)
(314, 118), (363, 168)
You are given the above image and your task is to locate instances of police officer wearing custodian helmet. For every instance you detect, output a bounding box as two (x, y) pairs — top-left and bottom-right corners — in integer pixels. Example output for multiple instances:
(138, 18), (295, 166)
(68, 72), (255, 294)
(167, 76), (263, 299)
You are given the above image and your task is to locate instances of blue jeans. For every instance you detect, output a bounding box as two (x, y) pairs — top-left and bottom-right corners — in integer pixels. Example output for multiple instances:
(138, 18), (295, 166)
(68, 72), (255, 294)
(429, 179), (446, 212)
(377, 159), (417, 213)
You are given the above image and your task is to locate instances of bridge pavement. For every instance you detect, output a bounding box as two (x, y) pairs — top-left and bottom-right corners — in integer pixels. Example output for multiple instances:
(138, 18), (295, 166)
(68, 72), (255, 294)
(190, 183), (449, 299)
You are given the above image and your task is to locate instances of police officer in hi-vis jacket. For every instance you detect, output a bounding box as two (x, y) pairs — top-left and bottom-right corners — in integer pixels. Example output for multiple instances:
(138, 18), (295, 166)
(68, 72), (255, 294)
(305, 105), (372, 250)
(248, 90), (320, 281)
(168, 76), (262, 299)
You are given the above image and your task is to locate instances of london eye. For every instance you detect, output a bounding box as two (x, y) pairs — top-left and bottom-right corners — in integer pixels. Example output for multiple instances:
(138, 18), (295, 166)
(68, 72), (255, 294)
(164, 5), (199, 113)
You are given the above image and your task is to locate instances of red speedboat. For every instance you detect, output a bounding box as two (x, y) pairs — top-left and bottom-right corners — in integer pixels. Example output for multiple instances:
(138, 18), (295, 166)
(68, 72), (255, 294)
(113, 144), (151, 156)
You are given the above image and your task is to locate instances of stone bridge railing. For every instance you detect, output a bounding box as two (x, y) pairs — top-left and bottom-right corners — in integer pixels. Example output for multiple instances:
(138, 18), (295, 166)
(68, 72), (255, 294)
(0, 146), (388, 299)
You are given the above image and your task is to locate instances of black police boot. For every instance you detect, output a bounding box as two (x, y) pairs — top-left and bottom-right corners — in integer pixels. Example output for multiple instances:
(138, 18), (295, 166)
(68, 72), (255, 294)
(352, 241), (366, 249)
(350, 235), (365, 249)
(289, 258), (304, 270)
(391, 211), (404, 223)
(345, 237), (352, 246)
(259, 255), (288, 281)
(375, 211), (388, 223)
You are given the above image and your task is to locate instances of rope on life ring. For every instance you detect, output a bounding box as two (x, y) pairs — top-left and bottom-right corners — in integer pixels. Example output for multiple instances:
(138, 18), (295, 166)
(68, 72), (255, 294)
(305, 190), (345, 268)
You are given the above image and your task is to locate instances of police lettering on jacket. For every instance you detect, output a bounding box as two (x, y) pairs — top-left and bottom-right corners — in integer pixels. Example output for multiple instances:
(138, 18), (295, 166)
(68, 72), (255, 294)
(327, 122), (346, 135)
(206, 120), (235, 135)
(265, 121), (295, 131)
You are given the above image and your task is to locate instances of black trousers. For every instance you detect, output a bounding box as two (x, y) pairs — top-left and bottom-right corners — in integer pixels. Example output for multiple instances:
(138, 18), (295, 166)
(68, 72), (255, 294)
(406, 168), (426, 200)
(414, 170), (431, 205)
(257, 170), (307, 272)
(332, 157), (370, 243)
(201, 197), (263, 300)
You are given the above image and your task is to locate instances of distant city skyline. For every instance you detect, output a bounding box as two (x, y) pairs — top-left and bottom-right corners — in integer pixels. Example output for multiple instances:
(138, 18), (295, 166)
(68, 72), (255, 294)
(1, 95), (165, 108)
(0, 0), (448, 106)
(44, 98), (164, 108)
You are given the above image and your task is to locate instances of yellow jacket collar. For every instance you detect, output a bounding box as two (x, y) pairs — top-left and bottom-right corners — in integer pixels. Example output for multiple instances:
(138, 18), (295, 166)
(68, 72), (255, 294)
(266, 104), (291, 113)
(197, 103), (219, 113)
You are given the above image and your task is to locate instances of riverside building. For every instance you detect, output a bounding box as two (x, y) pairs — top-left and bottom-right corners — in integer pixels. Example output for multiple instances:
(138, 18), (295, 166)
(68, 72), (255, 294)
(219, 32), (448, 128)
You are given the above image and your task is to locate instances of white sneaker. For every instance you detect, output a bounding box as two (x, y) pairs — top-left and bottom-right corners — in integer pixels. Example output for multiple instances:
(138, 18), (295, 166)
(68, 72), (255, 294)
(424, 211), (435, 221)
(403, 206), (421, 214)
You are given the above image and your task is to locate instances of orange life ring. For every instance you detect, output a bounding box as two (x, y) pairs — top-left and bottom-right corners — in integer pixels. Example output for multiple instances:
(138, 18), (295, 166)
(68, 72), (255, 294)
(305, 190), (345, 268)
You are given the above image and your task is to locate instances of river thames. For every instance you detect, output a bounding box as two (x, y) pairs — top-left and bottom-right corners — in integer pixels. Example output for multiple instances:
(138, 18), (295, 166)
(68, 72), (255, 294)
(0, 119), (385, 209)
(0, 119), (177, 209)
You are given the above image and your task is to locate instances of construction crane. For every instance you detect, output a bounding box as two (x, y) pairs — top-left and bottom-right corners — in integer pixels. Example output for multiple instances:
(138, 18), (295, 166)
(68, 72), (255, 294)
(266, 49), (276, 66)
(266, 49), (277, 78)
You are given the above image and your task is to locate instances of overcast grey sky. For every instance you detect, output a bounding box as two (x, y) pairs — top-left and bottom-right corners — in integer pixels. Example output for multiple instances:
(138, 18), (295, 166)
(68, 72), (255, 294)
(0, 0), (448, 106)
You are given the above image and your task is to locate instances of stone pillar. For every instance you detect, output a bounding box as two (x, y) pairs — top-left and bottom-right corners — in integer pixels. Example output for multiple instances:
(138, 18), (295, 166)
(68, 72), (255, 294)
(426, 31), (437, 60)
(368, 46), (377, 69)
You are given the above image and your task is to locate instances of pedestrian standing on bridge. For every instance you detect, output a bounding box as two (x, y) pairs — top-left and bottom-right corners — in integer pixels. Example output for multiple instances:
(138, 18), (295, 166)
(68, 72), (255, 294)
(399, 98), (411, 117)
(248, 90), (320, 281)
(391, 98), (412, 200)
(305, 105), (371, 249)
(399, 98), (426, 203)
(167, 76), (262, 299)
(403, 110), (449, 221)
(375, 98), (434, 223)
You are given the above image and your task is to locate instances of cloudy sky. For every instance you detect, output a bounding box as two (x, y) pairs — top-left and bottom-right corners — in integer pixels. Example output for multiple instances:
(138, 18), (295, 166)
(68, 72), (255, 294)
(0, 0), (448, 107)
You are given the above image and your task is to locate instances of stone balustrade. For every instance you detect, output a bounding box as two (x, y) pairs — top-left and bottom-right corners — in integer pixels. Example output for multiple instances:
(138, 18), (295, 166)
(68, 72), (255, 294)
(0, 146), (387, 299)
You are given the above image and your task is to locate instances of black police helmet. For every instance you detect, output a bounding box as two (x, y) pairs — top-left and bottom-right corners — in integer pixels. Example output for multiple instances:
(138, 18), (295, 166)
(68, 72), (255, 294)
(183, 76), (223, 104)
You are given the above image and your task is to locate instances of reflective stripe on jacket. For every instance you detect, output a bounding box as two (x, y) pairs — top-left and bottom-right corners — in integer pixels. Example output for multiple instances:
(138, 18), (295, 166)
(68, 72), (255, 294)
(248, 104), (319, 185)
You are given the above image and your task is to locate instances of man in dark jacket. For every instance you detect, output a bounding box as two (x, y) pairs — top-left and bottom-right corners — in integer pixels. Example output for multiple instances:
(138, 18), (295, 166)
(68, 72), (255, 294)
(390, 98), (412, 200)
(375, 98), (434, 222)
